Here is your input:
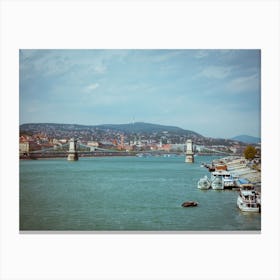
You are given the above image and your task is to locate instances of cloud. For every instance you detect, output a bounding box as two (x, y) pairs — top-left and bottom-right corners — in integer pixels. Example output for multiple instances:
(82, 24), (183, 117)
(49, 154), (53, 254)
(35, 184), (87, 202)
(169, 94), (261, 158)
(151, 51), (179, 62)
(194, 50), (209, 59)
(92, 64), (106, 74)
(131, 50), (186, 64)
(84, 83), (100, 92)
(20, 50), (109, 81)
(226, 73), (259, 93)
(20, 50), (74, 81)
(198, 66), (232, 79)
(20, 50), (261, 138)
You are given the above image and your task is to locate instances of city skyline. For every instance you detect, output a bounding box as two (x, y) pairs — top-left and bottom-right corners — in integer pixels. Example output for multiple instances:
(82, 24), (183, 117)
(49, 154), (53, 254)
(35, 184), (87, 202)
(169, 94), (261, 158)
(19, 49), (261, 139)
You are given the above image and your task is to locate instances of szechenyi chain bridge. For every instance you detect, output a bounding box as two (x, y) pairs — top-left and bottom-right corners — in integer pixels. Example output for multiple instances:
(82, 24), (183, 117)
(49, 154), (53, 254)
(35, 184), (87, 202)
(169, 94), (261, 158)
(20, 138), (230, 161)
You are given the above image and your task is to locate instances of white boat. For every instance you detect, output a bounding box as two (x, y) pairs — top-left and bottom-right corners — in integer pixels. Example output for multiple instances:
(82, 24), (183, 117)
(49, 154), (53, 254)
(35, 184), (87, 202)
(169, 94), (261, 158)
(210, 170), (231, 190)
(197, 176), (211, 189)
(211, 176), (223, 190)
(237, 184), (261, 213)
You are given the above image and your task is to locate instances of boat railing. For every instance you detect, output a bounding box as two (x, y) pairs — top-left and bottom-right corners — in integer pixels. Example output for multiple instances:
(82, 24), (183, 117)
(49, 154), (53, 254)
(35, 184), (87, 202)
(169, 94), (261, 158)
(240, 194), (257, 202)
(243, 202), (259, 207)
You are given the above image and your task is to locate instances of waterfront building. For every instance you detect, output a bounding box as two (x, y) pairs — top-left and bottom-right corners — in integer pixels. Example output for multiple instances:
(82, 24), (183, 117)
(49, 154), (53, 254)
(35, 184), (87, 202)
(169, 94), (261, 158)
(87, 141), (99, 147)
(159, 144), (171, 152)
(170, 144), (185, 152)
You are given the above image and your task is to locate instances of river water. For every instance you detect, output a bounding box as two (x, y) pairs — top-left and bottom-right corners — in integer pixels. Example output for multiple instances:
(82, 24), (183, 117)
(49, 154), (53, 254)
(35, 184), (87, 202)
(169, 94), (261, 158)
(20, 155), (261, 231)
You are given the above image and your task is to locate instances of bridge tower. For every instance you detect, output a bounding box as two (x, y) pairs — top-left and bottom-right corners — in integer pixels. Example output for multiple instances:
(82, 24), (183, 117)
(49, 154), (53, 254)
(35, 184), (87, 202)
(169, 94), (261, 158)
(185, 139), (194, 163)
(67, 138), (78, 161)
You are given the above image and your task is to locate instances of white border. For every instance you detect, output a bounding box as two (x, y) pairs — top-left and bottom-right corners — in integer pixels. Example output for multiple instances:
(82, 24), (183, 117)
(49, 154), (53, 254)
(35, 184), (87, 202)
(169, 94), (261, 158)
(1, 1), (280, 280)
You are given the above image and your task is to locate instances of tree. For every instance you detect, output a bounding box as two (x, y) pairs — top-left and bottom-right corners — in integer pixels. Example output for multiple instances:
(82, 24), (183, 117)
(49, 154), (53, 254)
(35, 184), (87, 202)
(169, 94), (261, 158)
(243, 145), (257, 160)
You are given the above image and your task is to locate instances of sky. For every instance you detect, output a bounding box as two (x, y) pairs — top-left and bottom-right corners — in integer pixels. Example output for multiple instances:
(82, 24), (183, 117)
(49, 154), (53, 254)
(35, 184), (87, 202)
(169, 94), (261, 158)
(19, 49), (261, 139)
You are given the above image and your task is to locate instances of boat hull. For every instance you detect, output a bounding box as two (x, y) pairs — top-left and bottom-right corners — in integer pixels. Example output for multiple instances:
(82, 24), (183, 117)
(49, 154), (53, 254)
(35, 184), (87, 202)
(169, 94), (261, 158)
(211, 184), (224, 190)
(182, 201), (198, 207)
(197, 184), (211, 190)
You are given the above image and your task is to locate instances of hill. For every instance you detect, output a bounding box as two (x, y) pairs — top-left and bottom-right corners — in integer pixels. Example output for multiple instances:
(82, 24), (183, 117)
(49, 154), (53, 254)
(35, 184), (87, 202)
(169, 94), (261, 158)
(96, 122), (202, 136)
(20, 122), (202, 137)
(19, 122), (204, 145)
(231, 135), (261, 144)
(20, 122), (251, 148)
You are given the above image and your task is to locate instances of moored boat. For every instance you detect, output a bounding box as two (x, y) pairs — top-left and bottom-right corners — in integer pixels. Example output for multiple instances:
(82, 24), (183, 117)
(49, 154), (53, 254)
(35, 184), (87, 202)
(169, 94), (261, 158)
(210, 170), (231, 190)
(237, 184), (261, 213)
(211, 176), (223, 190)
(197, 175), (211, 189)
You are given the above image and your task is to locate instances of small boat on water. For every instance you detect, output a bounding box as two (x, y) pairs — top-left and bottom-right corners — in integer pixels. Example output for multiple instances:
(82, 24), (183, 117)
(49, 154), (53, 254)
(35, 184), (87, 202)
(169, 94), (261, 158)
(197, 176), (211, 189)
(182, 201), (198, 207)
(237, 184), (261, 213)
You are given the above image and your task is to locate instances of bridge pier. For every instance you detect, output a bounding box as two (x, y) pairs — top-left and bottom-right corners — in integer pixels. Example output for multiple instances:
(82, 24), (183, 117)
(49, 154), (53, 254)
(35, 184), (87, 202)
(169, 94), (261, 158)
(185, 139), (194, 163)
(67, 138), (78, 161)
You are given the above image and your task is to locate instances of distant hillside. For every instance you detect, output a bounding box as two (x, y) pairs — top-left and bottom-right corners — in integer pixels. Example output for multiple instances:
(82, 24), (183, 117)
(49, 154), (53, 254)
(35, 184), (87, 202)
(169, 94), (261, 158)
(96, 122), (202, 136)
(20, 122), (202, 137)
(231, 135), (261, 144)
(20, 122), (253, 147)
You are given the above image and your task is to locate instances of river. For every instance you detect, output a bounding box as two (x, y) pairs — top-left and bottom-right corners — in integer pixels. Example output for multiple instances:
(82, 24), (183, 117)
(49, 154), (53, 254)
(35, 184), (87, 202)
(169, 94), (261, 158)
(20, 155), (261, 231)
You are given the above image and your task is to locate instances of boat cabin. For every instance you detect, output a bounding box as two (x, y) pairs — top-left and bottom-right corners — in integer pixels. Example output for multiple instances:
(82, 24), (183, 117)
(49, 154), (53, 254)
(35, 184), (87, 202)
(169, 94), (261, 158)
(215, 164), (227, 171)
(211, 170), (231, 178)
(240, 184), (255, 191)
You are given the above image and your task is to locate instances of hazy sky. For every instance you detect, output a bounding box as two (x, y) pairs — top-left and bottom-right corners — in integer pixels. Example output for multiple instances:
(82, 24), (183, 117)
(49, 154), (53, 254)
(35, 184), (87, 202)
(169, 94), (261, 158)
(19, 49), (260, 138)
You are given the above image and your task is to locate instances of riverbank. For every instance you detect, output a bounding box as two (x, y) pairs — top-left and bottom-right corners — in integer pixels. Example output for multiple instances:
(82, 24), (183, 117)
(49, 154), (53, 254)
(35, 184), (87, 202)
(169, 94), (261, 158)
(213, 156), (261, 192)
